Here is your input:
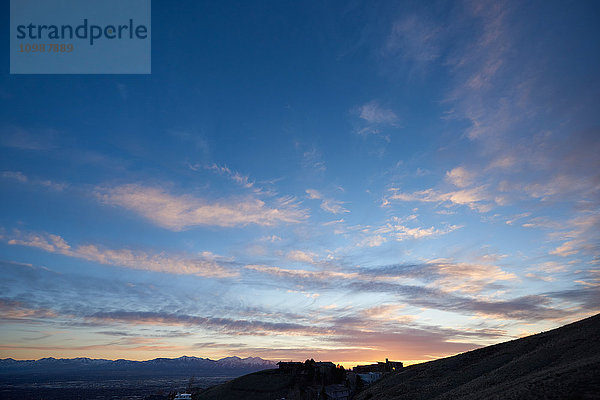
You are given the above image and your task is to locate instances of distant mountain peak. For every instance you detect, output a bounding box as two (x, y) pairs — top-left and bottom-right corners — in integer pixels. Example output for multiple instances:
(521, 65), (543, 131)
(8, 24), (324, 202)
(0, 355), (277, 377)
(217, 356), (241, 361)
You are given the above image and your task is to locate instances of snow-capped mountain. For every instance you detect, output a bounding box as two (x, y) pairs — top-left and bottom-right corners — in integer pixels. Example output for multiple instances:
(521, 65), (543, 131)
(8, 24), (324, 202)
(215, 356), (275, 368)
(0, 356), (277, 377)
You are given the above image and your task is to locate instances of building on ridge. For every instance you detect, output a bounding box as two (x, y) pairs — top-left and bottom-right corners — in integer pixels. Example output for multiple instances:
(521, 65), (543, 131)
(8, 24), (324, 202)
(352, 358), (403, 374)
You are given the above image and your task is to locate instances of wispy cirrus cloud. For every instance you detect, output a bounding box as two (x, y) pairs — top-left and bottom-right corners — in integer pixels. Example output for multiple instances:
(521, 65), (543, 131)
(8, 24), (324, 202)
(0, 293), (491, 364)
(0, 298), (57, 322)
(358, 102), (399, 125)
(574, 269), (600, 289)
(434, 0), (599, 221)
(357, 235), (387, 248)
(357, 221), (460, 248)
(359, 304), (414, 323)
(1, 171), (67, 191)
(286, 250), (319, 265)
(0, 256), (581, 365)
(354, 101), (399, 141)
(385, 186), (495, 213)
(1, 171), (28, 183)
(1, 294), (325, 339)
(306, 189), (349, 214)
(372, 216), (461, 242)
(0, 332), (192, 356)
(383, 13), (441, 68)
(549, 212), (600, 258)
(445, 166), (476, 188)
(202, 163), (254, 189)
(297, 145), (327, 173)
(95, 184), (308, 230)
(355, 261), (517, 296)
(0, 125), (57, 150)
(6, 230), (237, 278)
(244, 260), (553, 320)
(245, 264), (359, 282)
(423, 259), (516, 294)
(88, 310), (327, 337)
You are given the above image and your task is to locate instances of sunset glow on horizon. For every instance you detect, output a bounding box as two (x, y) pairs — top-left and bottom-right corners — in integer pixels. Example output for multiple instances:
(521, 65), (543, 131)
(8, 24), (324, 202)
(1, 0), (599, 367)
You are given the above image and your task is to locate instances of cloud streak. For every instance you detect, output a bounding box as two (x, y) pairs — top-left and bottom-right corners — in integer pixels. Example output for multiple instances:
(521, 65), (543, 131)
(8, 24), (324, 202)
(244, 260), (567, 321)
(385, 186), (495, 213)
(306, 189), (349, 214)
(358, 102), (399, 125)
(6, 231), (237, 278)
(96, 184), (308, 230)
(88, 310), (328, 337)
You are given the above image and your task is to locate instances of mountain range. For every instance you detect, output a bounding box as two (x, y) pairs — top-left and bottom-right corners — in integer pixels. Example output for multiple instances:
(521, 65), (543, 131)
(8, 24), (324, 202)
(0, 355), (276, 379)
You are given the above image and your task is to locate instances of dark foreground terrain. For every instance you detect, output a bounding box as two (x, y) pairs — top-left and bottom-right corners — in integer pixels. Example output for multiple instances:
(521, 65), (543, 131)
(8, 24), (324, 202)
(355, 313), (600, 400)
(195, 369), (292, 400)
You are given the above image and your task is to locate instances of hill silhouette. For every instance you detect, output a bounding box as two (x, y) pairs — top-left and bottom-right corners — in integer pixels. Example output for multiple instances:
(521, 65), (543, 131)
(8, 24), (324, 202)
(195, 369), (292, 400)
(194, 314), (600, 399)
(355, 313), (600, 399)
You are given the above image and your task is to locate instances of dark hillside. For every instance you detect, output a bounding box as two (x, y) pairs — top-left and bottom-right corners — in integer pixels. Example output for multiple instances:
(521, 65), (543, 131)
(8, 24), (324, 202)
(195, 369), (293, 400)
(355, 313), (600, 400)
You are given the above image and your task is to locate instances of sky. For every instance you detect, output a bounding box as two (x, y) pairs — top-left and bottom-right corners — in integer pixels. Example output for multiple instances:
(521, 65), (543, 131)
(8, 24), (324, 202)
(0, 0), (599, 367)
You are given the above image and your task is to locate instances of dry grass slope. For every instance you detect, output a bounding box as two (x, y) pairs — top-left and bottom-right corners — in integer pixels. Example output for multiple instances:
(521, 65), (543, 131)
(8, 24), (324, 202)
(196, 369), (293, 400)
(355, 313), (600, 400)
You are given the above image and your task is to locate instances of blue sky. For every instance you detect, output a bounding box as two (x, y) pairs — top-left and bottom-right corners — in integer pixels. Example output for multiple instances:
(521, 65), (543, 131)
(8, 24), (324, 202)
(1, 0), (599, 366)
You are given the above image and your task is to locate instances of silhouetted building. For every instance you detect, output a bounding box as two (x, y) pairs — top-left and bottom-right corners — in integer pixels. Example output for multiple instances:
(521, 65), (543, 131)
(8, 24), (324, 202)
(277, 361), (304, 373)
(315, 361), (336, 375)
(353, 358), (403, 373)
